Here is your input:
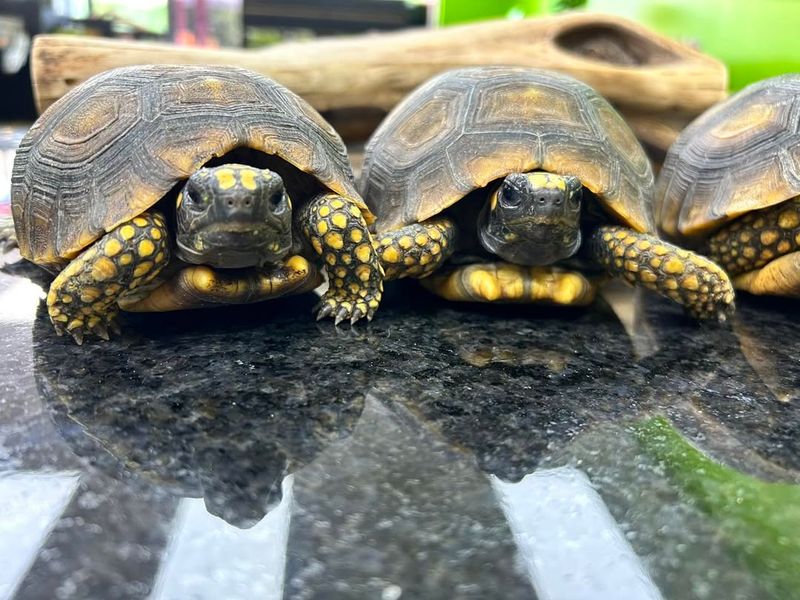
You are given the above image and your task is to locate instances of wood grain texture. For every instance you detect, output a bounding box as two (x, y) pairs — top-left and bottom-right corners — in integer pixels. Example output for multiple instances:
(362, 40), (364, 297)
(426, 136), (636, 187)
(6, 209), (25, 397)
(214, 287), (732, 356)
(32, 12), (726, 117)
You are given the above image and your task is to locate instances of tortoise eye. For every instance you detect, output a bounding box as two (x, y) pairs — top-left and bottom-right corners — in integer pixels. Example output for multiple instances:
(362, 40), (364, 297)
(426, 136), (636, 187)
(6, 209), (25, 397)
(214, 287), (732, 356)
(500, 187), (522, 208)
(185, 187), (205, 209)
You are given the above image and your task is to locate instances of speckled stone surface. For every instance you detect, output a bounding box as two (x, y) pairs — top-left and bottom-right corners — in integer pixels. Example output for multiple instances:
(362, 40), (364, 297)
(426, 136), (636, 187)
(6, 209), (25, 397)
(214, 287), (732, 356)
(0, 260), (798, 600)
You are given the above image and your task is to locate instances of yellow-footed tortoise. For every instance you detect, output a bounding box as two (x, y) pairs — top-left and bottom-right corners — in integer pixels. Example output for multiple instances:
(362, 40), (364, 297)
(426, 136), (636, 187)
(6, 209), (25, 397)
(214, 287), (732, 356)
(7, 65), (383, 343)
(360, 67), (734, 319)
(656, 74), (800, 298)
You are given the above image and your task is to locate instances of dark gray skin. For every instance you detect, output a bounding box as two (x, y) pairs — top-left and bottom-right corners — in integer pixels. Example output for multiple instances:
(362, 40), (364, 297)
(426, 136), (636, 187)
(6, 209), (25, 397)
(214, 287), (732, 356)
(175, 164), (293, 269)
(477, 172), (583, 266)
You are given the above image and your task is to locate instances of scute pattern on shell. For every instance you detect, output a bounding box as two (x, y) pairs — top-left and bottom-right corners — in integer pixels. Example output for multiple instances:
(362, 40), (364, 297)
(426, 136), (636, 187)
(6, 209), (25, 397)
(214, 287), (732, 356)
(361, 66), (654, 234)
(12, 64), (362, 267)
(656, 74), (800, 242)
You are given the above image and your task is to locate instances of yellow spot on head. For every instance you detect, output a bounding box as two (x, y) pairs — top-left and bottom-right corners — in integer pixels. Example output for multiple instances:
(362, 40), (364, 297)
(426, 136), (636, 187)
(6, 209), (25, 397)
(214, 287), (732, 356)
(105, 239), (123, 257)
(490, 189), (499, 211)
(215, 168), (236, 190)
(138, 240), (156, 257)
(331, 212), (348, 229)
(61, 294), (73, 303)
(431, 243), (441, 255)
(653, 245), (669, 256)
(350, 229), (363, 243)
(133, 217), (148, 227)
(356, 244), (373, 263)
(319, 206), (331, 217)
(325, 232), (344, 250)
(239, 169), (258, 191)
(155, 251), (166, 263)
(120, 225), (136, 240)
(92, 256), (118, 281)
(151, 228), (162, 240)
(398, 236), (414, 250)
(312, 239), (323, 254)
(325, 253), (337, 265)
(415, 233), (429, 246)
(664, 278), (679, 290)
(636, 240), (651, 251)
(317, 221), (329, 235)
(331, 199), (345, 209)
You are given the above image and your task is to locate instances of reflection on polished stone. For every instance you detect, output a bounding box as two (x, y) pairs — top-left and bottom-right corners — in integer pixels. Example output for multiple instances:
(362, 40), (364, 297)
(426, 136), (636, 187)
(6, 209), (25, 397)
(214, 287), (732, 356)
(33, 298), (366, 529)
(2, 265), (799, 598)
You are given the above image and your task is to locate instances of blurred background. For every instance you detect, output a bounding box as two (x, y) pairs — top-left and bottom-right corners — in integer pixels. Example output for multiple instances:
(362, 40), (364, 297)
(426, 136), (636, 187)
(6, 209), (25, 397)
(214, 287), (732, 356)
(1, 0), (799, 120)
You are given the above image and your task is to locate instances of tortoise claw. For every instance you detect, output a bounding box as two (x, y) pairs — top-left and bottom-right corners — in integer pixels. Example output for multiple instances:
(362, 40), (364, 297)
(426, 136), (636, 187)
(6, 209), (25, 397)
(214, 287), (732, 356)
(334, 307), (349, 326)
(92, 322), (110, 341)
(70, 329), (84, 346)
(315, 301), (334, 321)
(350, 307), (364, 325)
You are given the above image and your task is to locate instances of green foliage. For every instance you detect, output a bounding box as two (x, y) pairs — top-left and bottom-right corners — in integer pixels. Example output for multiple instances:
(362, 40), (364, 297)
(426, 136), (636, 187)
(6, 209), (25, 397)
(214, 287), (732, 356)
(635, 416), (800, 600)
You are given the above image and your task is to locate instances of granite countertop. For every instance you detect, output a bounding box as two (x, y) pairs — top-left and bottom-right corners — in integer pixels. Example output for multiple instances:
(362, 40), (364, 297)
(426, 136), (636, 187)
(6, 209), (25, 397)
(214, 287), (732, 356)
(0, 256), (798, 600)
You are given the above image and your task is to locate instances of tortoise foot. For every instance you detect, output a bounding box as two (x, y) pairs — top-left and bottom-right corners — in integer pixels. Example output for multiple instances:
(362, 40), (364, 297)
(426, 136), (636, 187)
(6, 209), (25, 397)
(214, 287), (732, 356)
(302, 193), (383, 325)
(590, 225), (735, 320)
(47, 211), (170, 343)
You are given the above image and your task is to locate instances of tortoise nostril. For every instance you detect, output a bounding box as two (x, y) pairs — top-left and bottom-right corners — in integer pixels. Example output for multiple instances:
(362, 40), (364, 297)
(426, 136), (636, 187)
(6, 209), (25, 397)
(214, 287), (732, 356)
(226, 199), (234, 208)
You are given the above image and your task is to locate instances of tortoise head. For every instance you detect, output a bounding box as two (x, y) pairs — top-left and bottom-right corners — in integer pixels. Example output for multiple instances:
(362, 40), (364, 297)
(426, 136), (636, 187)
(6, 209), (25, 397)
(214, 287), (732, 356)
(478, 172), (583, 265)
(175, 164), (293, 268)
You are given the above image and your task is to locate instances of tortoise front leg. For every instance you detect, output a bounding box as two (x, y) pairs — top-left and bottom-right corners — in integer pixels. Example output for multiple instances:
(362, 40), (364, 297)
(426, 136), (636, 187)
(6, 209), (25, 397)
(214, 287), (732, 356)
(588, 225), (735, 320)
(47, 211), (170, 343)
(707, 197), (800, 296)
(301, 193), (383, 324)
(119, 256), (320, 312)
(374, 217), (457, 280)
(421, 262), (596, 306)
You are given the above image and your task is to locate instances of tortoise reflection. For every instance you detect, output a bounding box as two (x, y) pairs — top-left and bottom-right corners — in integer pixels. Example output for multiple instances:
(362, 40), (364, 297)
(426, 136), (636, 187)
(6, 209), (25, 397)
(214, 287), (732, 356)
(33, 300), (366, 529)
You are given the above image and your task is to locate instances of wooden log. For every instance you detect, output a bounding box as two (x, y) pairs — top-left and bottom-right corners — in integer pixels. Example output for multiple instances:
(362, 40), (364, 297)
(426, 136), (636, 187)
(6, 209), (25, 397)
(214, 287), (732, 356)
(31, 11), (726, 117)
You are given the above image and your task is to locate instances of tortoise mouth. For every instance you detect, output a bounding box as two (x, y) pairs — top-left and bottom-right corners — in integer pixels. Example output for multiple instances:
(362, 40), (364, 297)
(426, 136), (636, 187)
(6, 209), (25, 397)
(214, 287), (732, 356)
(176, 226), (293, 268)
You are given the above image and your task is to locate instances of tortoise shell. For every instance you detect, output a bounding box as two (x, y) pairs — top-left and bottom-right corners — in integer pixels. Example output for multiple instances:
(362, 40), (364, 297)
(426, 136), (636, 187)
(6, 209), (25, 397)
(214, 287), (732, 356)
(360, 66), (654, 234)
(656, 74), (800, 242)
(12, 64), (366, 270)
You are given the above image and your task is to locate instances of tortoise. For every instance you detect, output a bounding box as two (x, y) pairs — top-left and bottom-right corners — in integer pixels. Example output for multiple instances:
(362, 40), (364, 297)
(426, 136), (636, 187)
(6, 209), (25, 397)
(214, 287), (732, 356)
(656, 74), (800, 298)
(6, 64), (383, 343)
(360, 66), (734, 319)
